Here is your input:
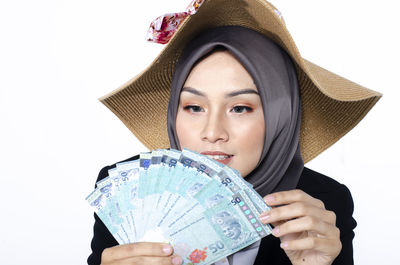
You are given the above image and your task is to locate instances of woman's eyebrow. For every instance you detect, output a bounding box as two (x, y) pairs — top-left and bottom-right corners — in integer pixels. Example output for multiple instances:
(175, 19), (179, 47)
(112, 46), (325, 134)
(181, 87), (206, 97)
(226, 89), (259, 98)
(181, 87), (259, 98)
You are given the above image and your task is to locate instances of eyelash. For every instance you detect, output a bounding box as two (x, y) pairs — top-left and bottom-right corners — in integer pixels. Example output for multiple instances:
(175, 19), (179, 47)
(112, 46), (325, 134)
(231, 106), (253, 113)
(183, 105), (204, 112)
(183, 105), (253, 113)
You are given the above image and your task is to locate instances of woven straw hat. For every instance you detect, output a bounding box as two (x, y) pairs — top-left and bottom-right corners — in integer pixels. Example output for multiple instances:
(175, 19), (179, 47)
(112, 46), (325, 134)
(99, 0), (382, 163)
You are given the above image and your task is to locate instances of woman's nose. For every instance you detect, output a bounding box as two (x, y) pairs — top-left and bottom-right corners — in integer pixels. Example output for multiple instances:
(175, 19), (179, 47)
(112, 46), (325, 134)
(200, 112), (229, 143)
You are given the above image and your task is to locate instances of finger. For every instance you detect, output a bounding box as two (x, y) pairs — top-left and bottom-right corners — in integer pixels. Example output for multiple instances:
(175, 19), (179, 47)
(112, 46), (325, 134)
(101, 242), (174, 262)
(264, 189), (325, 209)
(280, 236), (342, 256)
(271, 216), (340, 238)
(259, 202), (336, 225)
(270, 220), (284, 228)
(102, 255), (182, 265)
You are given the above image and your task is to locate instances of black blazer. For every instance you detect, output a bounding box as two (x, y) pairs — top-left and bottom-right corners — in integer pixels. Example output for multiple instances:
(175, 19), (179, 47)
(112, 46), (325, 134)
(88, 155), (356, 265)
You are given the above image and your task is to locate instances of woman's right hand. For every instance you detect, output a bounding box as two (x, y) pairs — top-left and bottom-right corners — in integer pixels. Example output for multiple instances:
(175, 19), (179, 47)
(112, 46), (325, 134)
(101, 242), (182, 265)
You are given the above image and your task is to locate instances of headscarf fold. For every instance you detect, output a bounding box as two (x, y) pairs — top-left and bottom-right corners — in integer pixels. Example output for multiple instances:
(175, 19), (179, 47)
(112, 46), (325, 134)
(167, 25), (304, 197)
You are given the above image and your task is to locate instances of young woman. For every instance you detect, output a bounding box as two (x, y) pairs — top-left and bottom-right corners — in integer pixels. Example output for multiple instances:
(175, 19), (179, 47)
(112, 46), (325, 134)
(88, 1), (381, 264)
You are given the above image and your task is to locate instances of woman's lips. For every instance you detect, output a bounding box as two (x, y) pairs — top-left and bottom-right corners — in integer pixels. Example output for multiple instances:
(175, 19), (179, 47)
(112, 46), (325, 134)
(200, 151), (234, 165)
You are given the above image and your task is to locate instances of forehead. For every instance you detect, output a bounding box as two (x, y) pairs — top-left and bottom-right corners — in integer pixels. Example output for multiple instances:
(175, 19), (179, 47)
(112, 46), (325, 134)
(183, 50), (257, 93)
(190, 50), (247, 75)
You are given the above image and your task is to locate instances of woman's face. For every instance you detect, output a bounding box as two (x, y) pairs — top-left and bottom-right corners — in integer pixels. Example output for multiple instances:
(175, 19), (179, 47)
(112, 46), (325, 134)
(176, 50), (265, 178)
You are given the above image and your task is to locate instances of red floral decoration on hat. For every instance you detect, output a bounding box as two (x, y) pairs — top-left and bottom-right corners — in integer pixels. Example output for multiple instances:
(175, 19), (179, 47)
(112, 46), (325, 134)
(146, 0), (205, 44)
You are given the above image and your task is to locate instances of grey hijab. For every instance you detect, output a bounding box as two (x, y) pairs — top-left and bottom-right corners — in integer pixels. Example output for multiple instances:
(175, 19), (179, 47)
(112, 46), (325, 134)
(167, 25), (304, 197)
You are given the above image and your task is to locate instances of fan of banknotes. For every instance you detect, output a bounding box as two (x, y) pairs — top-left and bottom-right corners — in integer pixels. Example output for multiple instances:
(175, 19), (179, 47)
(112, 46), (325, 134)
(86, 148), (272, 265)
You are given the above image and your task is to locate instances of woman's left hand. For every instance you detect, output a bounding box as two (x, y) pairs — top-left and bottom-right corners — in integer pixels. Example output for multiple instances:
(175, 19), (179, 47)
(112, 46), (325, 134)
(259, 189), (342, 265)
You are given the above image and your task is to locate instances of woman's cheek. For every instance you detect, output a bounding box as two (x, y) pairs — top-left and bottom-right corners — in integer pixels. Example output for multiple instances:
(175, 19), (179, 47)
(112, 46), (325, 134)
(176, 112), (200, 150)
(231, 115), (265, 174)
(232, 114), (265, 140)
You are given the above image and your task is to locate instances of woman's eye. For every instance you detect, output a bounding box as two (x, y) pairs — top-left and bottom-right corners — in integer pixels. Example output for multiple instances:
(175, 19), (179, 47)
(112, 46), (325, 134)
(232, 106), (253, 113)
(183, 105), (204, 113)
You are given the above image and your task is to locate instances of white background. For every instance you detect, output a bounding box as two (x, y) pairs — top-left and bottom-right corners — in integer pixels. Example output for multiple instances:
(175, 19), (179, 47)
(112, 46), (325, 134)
(0, 0), (399, 264)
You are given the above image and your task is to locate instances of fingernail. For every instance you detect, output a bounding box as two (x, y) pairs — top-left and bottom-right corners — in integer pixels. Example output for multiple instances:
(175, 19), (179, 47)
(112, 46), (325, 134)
(280, 242), (288, 249)
(264, 195), (275, 205)
(172, 256), (182, 265)
(163, 245), (172, 254)
(272, 227), (280, 236)
(259, 214), (270, 223)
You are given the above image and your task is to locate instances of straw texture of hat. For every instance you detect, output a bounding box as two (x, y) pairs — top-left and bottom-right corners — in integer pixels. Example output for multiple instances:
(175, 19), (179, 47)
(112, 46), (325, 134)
(99, 0), (382, 163)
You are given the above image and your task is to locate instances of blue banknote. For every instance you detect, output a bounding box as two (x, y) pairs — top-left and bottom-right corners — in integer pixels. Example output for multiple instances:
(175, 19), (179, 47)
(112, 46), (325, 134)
(86, 148), (272, 264)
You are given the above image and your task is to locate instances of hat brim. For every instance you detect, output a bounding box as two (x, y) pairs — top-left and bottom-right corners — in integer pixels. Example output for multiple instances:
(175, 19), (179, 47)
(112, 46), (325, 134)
(100, 0), (382, 163)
